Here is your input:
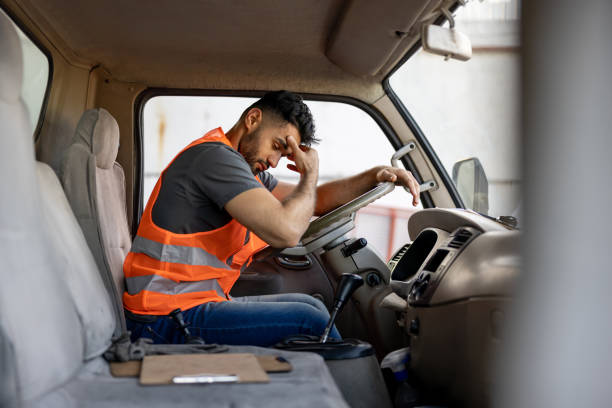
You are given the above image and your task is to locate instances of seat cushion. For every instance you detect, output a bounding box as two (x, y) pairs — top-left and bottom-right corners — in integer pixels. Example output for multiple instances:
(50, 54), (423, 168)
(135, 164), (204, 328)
(37, 162), (116, 359)
(27, 347), (349, 408)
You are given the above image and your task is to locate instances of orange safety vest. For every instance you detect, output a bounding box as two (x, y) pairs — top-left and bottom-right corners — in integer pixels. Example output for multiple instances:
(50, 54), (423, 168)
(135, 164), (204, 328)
(123, 128), (268, 315)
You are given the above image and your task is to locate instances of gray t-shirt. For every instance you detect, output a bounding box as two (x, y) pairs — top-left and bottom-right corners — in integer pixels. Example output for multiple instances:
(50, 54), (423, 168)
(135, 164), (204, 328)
(152, 142), (278, 233)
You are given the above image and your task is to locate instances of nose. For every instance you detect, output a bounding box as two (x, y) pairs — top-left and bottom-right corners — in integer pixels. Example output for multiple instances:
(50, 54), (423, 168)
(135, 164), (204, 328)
(268, 152), (281, 168)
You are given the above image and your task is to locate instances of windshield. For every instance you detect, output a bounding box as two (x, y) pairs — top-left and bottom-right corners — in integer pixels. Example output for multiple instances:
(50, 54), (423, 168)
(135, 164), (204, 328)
(389, 0), (521, 220)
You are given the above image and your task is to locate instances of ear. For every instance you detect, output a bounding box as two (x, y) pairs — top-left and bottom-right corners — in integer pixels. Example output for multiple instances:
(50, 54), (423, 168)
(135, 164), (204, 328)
(244, 108), (263, 132)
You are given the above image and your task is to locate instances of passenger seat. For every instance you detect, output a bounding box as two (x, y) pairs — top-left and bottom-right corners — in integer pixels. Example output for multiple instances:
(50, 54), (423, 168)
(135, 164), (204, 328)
(60, 108), (131, 336)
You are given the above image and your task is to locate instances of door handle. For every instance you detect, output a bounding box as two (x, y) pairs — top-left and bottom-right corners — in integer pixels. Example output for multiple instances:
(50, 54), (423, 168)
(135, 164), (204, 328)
(275, 255), (312, 269)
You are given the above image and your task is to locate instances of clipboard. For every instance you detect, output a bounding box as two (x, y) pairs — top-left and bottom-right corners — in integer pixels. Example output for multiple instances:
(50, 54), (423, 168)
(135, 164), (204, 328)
(139, 353), (269, 385)
(111, 355), (292, 378)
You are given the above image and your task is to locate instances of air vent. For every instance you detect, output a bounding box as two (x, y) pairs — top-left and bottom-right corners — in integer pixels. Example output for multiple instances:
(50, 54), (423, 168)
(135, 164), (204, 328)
(388, 243), (411, 273)
(448, 229), (473, 249)
(390, 244), (410, 263)
(423, 249), (449, 272)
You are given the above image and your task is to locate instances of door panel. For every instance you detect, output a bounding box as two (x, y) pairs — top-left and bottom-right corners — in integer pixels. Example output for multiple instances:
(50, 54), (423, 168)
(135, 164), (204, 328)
(230, 253), (335, 309)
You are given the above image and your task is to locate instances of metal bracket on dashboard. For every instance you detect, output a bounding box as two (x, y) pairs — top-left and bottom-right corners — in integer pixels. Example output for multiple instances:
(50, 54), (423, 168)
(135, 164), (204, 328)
(390, 141), (438, 193)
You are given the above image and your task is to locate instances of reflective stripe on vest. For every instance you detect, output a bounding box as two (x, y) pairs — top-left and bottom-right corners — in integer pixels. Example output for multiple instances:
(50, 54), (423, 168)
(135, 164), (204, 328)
(125, 273), (226, 297)
(130, 236), (232, 270)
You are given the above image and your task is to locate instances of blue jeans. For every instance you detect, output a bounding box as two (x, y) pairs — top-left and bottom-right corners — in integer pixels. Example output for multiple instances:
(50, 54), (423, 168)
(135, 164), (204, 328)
(126, 293), (341, 347)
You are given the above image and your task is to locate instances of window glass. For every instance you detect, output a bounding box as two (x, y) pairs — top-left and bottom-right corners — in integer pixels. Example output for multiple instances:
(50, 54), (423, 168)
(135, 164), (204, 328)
(143, 96), (421, 258)
(389, 0), (521, 220)
(4, 11), (50, 132)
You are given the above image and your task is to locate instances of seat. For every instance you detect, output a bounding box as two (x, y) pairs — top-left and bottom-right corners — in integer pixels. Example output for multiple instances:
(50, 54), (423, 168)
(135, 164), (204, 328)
(0, 11), (96, 404)
(0, 11), (347, 408)
(60, 108), (131, 336)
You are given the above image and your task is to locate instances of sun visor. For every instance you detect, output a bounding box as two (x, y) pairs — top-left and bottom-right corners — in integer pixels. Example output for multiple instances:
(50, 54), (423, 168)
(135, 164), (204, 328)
(326, 0), (437, 77)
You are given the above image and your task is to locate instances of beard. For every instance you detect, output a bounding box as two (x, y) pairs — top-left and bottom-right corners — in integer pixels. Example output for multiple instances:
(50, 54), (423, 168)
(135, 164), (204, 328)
(238, 128), (265, 175)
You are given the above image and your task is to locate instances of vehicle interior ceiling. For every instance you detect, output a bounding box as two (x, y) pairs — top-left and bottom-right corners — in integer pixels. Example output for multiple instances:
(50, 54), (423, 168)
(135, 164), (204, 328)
(2, 0), (522, 406)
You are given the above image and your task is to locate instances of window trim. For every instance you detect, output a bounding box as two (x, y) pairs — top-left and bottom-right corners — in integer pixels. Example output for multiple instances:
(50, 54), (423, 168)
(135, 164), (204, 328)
(132, 88), (434, 235)
(0, 5), (54, 141)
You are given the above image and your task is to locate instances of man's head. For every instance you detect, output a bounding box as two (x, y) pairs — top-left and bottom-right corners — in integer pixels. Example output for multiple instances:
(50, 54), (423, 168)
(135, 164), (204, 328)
(237, 90), (318, 174)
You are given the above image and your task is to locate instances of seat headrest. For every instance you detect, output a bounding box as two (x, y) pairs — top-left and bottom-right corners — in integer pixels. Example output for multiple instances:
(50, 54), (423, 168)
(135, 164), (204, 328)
(0, 10), (22, 103)
(72, 108), (120, 169)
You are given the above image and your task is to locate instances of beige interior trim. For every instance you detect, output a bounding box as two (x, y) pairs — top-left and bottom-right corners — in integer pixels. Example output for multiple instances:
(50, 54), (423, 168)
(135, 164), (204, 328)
(1, 0), (430, 103)
(2, 0), (93, 69)
(326, 0), (437, 77)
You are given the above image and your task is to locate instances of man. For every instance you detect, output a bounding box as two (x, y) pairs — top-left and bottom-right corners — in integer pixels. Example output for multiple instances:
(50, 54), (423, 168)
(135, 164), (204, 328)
(123, 91), (420, 346)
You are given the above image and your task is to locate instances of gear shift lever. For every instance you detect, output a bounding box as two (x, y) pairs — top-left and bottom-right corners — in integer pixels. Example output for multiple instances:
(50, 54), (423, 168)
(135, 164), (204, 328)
(320, 273), (364, 343)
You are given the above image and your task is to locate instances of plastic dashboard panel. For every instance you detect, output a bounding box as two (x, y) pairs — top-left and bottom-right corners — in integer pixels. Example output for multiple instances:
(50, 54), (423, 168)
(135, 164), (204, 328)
(388, 209), (519, 306)
(407, 208), (507, 238)
(388, 226), (480, 303)
(385, 208), (521, 407)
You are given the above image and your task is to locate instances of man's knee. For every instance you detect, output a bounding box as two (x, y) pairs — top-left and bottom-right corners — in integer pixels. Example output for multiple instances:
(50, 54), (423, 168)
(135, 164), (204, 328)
(290, 303), (330, 331)
(285, 293), (329, 313)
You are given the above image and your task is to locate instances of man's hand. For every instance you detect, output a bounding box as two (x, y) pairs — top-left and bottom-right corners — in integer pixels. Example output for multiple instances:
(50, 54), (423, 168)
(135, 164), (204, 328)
(225, 135), (319, 248)
(285, 135), (319, 177)
(374, 166), (420, 206)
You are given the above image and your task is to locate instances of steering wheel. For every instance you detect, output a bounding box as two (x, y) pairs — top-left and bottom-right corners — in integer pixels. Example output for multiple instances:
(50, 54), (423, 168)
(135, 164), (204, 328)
(253, 146), (417, 260)
(279, 181), (395, 256)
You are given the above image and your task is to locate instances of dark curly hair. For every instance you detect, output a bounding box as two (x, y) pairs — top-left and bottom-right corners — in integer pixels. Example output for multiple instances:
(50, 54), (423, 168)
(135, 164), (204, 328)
(244, 90), (319, 146)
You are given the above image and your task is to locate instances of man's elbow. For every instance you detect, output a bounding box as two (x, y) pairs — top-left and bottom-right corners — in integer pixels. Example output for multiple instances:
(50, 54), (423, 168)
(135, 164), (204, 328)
(266, 226), (302, 248)
(283, 235), (301, 248)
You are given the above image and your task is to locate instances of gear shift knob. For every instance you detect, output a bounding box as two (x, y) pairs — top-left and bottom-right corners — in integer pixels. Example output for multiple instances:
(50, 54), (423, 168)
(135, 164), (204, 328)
(320, 273), (364, 343)
(334, 273), (364, 311)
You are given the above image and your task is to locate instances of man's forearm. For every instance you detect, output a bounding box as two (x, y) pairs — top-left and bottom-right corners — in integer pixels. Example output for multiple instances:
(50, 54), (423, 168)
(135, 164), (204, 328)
(314, 167), (381, 216)
(281, 171), (318, 238)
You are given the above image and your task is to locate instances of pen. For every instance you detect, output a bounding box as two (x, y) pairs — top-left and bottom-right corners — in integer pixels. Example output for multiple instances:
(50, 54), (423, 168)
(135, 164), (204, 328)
(172, 374), (239, 384)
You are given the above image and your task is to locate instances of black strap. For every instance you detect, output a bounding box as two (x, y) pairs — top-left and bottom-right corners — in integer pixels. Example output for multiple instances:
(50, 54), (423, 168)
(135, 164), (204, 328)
(103, 332), (228, 362)
(124, 309), (159, 323)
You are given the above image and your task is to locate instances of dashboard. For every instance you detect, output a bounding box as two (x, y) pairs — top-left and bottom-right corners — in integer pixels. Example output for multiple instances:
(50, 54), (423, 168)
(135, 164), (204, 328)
(387, 208), (520, 307)
(383, 208), (521, 407)
(389, 225), (481, 305)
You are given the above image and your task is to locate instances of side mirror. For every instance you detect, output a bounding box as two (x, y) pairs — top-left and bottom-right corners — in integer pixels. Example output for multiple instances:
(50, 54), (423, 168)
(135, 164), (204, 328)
(452, 158), (489, 214)
(421, 24), (472, 61)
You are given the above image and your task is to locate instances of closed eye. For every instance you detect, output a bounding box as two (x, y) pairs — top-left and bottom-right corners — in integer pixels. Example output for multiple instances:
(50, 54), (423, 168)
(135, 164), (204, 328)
(274, 138), (289, 153)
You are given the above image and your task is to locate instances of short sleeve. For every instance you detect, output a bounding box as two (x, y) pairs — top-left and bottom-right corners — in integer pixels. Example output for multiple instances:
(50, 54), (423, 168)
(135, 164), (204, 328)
(258, 171), (278, 191)
(190, 143), (264, 208)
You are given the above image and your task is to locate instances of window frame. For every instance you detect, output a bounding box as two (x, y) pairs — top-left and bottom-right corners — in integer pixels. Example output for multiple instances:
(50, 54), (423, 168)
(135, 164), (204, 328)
(132, 88), (435, 235)
(0, 5), (54, 141)
(382, 5), (466, 209)
(383, 78), (465, 209)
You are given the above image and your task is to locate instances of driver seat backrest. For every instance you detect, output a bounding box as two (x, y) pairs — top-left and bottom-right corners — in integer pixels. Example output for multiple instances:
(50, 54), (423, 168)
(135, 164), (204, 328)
(60, 108), (131, 336)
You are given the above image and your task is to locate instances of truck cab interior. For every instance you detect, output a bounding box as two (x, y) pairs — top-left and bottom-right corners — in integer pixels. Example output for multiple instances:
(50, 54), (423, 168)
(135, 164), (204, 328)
(2, 0), (610, 407)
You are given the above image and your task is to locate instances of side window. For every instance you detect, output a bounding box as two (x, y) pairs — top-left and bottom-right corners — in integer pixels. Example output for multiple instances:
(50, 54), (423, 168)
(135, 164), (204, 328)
(389, 0), (521, 220)
(143, 96), (420, 258)
(3, 10), (50, 133)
